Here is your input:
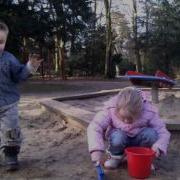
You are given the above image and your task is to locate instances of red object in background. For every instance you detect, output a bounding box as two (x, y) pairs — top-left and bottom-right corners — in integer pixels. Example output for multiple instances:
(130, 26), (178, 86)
(126, 70), (175, 88)
(126, 71), (144, 76)
(155, 70), (173, 88)
(126, 70), (172, 80)
(155, 70), (172, 80)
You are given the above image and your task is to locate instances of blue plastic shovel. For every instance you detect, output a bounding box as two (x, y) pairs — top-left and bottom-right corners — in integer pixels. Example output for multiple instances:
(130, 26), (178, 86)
(96, 165), (105, 180)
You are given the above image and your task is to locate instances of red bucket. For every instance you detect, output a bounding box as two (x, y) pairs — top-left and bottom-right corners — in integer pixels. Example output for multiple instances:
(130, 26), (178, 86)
(125, 147), (155, 179)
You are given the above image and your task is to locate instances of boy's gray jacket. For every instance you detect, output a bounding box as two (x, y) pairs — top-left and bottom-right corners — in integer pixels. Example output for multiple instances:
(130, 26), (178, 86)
(0, 51), (30, 107)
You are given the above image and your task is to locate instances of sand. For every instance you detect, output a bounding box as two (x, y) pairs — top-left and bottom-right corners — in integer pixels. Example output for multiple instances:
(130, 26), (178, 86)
(0, 81), (179, 179)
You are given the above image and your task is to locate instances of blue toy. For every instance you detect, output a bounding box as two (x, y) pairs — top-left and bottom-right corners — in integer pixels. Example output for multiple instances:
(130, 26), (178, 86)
(96, 165), (105, 180)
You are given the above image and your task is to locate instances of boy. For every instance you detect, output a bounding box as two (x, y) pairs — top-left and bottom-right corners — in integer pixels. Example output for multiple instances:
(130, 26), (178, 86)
(0, 21), (42, 171)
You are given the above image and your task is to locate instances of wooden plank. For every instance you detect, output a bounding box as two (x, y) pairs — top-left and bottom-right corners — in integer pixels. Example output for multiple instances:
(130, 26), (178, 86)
(40, 90), (180, 131)
(165, 119), (180, 131)
(54, 88), (180, 102)
(40, 99), (180, 131)
(40, 99), (93, 129)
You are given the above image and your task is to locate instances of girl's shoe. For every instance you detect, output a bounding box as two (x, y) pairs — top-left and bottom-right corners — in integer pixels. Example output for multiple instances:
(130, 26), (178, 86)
(104, 158), (122, 169)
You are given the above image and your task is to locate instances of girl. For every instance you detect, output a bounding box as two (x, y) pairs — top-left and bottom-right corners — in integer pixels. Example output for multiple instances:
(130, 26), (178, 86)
(87, 87), (170, 169)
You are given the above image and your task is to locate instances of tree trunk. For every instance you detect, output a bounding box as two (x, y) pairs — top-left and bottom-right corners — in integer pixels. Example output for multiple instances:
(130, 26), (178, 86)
(143, 0), (150, 72)
(104, 0), (113, 78)
(133, 0), (142, 72)
(59, 39), (66, 80)
(54, 34), (59, 73)
(39, 45), (44, 78)
(22, 37), (29, 62)
(94, 0), (97, 29)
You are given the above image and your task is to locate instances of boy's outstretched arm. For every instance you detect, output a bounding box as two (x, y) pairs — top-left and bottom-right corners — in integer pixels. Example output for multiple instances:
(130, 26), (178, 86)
(10, 53), (42, 83)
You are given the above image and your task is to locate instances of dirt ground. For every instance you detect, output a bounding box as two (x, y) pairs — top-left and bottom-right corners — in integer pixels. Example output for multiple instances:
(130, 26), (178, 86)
(0, 80), (179, 180)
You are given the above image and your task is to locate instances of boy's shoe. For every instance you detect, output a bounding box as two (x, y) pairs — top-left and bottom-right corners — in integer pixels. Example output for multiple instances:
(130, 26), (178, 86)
(3, 146), (20, 171)
(5, 154), (19, 171)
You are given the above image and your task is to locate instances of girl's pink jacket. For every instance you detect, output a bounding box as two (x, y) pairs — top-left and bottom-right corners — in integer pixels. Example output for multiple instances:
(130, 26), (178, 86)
(87, 94), (170, 155)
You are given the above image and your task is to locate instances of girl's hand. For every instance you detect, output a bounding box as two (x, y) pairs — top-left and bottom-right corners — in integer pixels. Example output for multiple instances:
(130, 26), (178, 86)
(151, 144), (161, 157)
(91, 151), (103, 165)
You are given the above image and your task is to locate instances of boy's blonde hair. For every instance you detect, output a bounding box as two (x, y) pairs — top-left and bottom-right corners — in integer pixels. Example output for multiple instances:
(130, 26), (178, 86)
(0, 21), (9, 35)
(116, 87), (143, 118)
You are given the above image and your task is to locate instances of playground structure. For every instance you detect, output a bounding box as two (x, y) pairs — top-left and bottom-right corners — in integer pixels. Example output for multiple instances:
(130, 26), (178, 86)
(122, 70), (176, 104)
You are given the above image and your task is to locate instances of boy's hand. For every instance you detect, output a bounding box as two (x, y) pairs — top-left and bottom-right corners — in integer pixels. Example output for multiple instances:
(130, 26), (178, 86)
(151, 144), (160, 157)
(27, 54), (43, 74)
(29, 54), (43, 67)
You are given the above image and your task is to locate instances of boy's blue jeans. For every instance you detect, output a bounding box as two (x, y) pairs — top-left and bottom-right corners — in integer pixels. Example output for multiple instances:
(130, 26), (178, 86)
(0, 102), (22, 148)
(108, 128), (158, 155)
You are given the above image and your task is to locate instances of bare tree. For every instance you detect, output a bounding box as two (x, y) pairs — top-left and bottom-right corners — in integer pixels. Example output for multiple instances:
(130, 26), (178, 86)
(132, 0), (142, 72)
(104, 0), (113, 78)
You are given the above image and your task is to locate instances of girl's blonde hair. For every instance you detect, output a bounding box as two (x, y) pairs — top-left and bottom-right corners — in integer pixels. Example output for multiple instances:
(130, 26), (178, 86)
(116, 87), (143, 118)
